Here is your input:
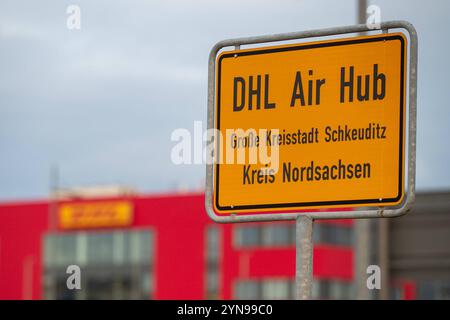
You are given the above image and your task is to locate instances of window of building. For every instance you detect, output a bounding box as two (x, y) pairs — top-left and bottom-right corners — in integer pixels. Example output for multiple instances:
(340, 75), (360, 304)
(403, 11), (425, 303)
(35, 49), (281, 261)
(205, 226), (220, 299)
(262, 224), (294, 246)
(313, 279), (353, 300)
(234, 225), (261, 247)
(390, 286), (403, 300)
(313, 223), (353, 247)
(44, 233), (78, 267)
(234, 223), (296, 248)
(234, 280), (260, 300)
(417, 280), (450, 300)
(262, 280), (292, 299)
(87, 233), (114, 265)
(43, 229), (154, 300)
(234, 279), (294, 300)
(328, 280), (353, 299)
(234, 278), (352, 300)
(234, 222), (354, 248)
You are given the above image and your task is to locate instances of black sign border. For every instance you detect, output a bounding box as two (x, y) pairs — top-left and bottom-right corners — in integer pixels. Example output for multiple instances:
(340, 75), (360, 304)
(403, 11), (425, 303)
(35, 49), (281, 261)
(215, 34), (405, 213)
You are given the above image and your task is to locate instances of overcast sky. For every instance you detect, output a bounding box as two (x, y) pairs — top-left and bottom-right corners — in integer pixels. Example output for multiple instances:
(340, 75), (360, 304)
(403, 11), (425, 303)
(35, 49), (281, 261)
(1, 0), (449, 201)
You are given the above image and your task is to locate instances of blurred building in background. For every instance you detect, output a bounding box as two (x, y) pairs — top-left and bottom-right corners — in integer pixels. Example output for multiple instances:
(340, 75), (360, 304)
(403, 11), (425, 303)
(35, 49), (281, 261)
(377, 191), (450, 299)
(0, 190), (449, 299)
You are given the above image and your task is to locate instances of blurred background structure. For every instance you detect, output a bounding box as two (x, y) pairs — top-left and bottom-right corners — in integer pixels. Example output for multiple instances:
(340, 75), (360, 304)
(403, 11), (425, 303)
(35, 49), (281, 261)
(0, 189), (449, 299)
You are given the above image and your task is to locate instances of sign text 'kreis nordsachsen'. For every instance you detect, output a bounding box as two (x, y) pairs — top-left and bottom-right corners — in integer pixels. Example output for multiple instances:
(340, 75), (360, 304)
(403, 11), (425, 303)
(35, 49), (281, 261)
(214, 33), (407, 214)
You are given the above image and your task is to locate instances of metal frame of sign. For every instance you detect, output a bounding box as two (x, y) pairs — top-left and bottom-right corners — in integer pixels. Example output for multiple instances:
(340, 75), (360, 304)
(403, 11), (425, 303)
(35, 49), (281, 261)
(205, 20), (417, 223)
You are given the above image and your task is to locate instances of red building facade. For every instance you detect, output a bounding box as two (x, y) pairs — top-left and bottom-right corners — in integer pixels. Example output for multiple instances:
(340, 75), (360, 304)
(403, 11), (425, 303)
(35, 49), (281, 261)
(0, 192), (354, 300)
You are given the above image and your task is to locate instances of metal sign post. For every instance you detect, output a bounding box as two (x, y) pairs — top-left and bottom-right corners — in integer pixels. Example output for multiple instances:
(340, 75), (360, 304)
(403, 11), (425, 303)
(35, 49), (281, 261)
(296, 216), (314, 300)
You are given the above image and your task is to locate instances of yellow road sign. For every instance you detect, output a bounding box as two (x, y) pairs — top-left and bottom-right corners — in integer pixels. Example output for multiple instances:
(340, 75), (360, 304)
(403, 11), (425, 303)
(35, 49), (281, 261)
(213, 33), (407, 214)
(59, 201), (133, 229)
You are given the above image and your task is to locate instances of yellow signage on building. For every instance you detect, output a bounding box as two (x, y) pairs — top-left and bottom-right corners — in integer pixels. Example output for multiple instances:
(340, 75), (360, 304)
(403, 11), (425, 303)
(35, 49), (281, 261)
(214, 33), (406, 214)
(59, 201), (133, 229)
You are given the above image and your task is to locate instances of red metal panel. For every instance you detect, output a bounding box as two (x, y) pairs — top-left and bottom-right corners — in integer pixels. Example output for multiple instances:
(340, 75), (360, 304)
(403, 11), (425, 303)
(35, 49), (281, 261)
(401, 281), (417, 300)
(241, 248), (295, 278)
(221, 225), (237, 300)
(313, 245), (353, 280)
(0, 202), (48, 300)
(133, 193), (208, 299)
(0, 193), (355, 300)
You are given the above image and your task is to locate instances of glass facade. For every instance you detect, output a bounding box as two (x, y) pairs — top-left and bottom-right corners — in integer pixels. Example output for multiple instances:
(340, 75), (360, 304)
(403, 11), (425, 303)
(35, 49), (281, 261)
(313, 223), (354, 246)
(43, 230), (154, 300)
(416, 280), (450, 299)
(316, 279), (353, 299)
(234, 225), (262, 247)
(234, 222), (353, 248)
(262, 225), (295, 246)
(262, 280), (291, 299)
(232, 222), (354, 299)
(233, 279), (353, 300)
(234, 280), (260, 300)
(205, 226), (220, 299)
